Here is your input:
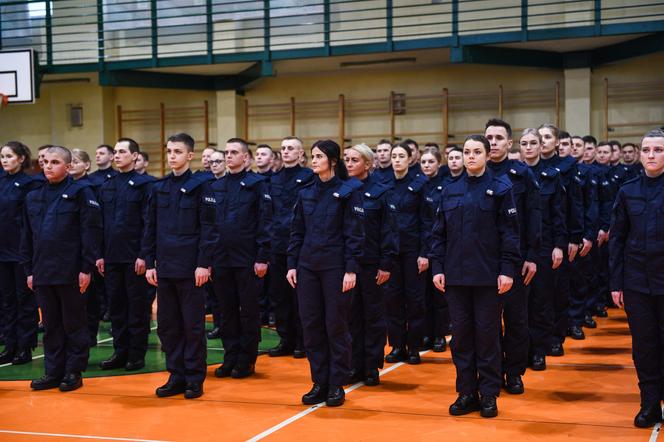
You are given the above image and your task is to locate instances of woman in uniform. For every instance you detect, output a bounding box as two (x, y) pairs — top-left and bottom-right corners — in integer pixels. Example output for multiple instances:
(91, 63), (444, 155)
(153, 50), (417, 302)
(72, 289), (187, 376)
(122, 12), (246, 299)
(287, 139), (364, 407)
(610, 128), (664, 428)
(431, 135), (521, 418)
(344, 143), (398, 386)
(0, 141), (43, 365)
(384, 142), (431, 364)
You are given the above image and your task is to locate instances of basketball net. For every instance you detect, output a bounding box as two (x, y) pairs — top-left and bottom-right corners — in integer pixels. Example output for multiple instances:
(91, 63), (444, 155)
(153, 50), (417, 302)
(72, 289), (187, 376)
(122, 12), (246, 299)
(0, 93), (8, 108)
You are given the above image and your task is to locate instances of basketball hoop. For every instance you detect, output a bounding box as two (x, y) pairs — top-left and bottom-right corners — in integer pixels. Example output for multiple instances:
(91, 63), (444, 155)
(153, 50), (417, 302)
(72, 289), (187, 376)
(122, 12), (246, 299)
(0, 93), (8, 108)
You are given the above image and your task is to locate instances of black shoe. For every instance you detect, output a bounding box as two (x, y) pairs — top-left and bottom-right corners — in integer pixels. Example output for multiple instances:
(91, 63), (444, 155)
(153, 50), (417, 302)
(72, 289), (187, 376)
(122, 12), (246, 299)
(11, 349), (32, 365)
(583, 315), (597, 329)
(549, 343), (564, 357)
(449, 394), (480, 415)
(634, 403), (663, 428)
(504, 375), (524, 394)
(99, 353), (127, 370)
(214, 363), (234, 378)
(326, 386), (345, 407)
(595, 307), (608, 318)
(567, 325), (586, 340)
(59, 373), (83, 392)
(432, 337), (447, 353)
(0, 348), (15, 364)
(407, 350), (421, 365)
(364, 368), (380, 387)
(302, 383), (328, 405)
(125, 359), (145, 371)
(156, 377), (186, 397)
(422, 336), (433, 350)
(348, 368), (364, 384)
(206, 327), (221, 340)
(480, 395), (498, 418)
(231, 364), (255, 379)
(30, 374), (63, 390)
(293, 347), (307, 359)
(268, 341), (294, 357)
(530, 354), (546, 371)
(184, 382), (203, 399)
(102, 311), (111, 322)
(385, 348), (407, 363)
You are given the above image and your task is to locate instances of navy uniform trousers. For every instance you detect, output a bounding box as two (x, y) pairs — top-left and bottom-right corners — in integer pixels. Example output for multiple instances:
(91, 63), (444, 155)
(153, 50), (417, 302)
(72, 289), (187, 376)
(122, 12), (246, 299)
(297, 266), (352, 387)
(270, 253), (303, 349)
(551, 255), (571, 345)
(447, 286), (504, 397)
(569, 251), (593, 327)
(105, 263), (150, 360)
(35, 284), (89, 376)
(623, 290), (664, 406)
(528, 256), (557, 357)
(425, 268), (450, 340)
(384, 251), (425, 351)
(213, 266), (261, 366)
(501, 273), (529, 376)
(351, 264), (386, 372)
(157, 278), (207, 384)
(0, 262), (38, 352)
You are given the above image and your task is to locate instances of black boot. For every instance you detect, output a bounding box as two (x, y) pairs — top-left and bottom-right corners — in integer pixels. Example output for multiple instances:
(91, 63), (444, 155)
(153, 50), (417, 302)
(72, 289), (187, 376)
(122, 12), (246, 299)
(583, 315), (597, 329)
(549, 342), (564, 357)
(30, 374), (63, 390)
(530, 354), (546, 371)
(364, 368), (380, 387)
(156, 376), (186, 397)
(385, 347), (407, 363)
(407, 350), (421, 365)
(567, 325), (585, 340)
(480, 395), (498, 418)
(326, 386), (345, 407)
(449, 394), (480, 415)
(432, 337), (447, 353)
(11, 349), (32, 365)
(0, 348), (16, 364)
(503, 375), (524, 394)
(268, 340), (293, 357)
(302, 384), (328, 405)
(206, 327), (221, 340)
(59, 373), (83, 392)
(99, 353), (127, 370)
(634, 403), (663, 428)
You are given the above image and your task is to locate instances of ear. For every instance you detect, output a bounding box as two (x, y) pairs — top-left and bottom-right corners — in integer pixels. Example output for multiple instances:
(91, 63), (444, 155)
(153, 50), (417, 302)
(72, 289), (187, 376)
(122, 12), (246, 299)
(187, 151), (195, 161)
(507, 138), (513, 149)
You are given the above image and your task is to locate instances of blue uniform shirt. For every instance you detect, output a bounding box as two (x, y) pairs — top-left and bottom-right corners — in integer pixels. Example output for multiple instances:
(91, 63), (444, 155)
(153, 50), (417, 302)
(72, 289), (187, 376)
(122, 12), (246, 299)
(372, 165), (394, 185)
(99, 170), (153, 263)
(541, 155), (584, 244)
(211, 170), (272, 267)
(577, 163), (600, 240)
(487, 159), (541, 263)
(21, 176), (102, 285)
(609, 173), (664, 295)
(288, 176), (364, 274)
(528, 161), (568, 256)
(88, 167), (118, 186)
(144, 170), (218, 278)
(0, 171), (45, 263)
(270, 165), (314, 255)
(431, 170), (521, 286)
(390, 173), (432, 257)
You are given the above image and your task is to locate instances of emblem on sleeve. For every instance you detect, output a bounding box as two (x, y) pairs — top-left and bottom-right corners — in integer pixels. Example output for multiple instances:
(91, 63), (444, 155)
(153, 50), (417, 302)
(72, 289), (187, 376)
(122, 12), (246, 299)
(507, 207), (517, 215)
(88, 199), (100, 208)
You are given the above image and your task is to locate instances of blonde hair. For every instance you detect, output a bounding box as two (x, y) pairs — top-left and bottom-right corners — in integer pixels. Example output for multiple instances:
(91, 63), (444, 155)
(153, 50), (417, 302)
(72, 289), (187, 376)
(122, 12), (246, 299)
(71, 148), (91, 165)
(347, 143), (374, 165)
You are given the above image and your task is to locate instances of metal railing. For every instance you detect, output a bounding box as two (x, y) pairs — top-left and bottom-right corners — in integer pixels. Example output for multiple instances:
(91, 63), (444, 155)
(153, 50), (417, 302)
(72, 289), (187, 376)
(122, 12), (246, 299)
(0, 0), (663, 72)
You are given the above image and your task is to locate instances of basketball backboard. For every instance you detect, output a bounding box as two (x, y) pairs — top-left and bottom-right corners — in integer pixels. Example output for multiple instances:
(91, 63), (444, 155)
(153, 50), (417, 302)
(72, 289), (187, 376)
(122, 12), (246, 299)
(0, 49), (36, 104)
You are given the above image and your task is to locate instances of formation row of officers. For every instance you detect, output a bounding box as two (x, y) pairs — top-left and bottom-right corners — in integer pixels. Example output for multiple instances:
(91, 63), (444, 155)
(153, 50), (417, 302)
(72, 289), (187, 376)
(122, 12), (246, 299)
(1, 120), (663, 428)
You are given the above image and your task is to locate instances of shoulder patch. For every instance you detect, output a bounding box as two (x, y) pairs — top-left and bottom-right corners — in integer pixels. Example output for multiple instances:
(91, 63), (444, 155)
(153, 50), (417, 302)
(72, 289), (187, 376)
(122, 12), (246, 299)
(88, 199), (100, 208)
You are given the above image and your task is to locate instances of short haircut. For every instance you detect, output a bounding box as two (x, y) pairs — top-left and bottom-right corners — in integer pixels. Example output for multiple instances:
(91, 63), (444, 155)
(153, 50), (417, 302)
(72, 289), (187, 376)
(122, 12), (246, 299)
(582, 135), (597, 145)
(402, 138), (419, 149)
(138, 151), (149, 162)
(447, 146), (463, 155)
(38, 144), (53, 152)
(464, 134), (491, 154)
(96, 144), (114, 155)
(642, 128), (664, 142)
(572, 135), (583, 142)
(421, 145), (442, 162)
(445, 143), (459, 150)
(227, 137), (249, 153)
(520, 128), (542, 143)
(391, 142), (413, 157)
(597, 141), (611, 150)
(46, 146), (72, 163)
(559, 130), (571, 140)
(538, 123), (560, 139)
(282, 136), (303, 149)
(167, 132), (195, 152)
(116, 137), (140, 154)
(377, 139), (392, 146)
(71, 148), (91, 164)
(424, 142), (440, 150)
(347, 143), (374, 164)
(485, 118), (512, 139)
(2, 141), (32, 170)
(256, 144), (274, 157)
(622, 142), (638, 151)
(609, 139), (621, 148)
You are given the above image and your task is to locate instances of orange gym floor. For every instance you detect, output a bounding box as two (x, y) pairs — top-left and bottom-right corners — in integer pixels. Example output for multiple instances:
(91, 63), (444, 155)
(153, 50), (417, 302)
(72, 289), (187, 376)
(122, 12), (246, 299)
(0, 309), (656, 442)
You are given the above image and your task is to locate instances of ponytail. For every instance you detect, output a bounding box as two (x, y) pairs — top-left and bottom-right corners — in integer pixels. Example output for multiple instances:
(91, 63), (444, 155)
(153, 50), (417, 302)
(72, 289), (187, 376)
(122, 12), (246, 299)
(312, 139), (348, 180)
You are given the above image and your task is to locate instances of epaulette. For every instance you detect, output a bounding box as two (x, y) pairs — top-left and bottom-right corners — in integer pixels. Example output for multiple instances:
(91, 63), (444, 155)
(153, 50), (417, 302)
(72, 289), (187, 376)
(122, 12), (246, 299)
(364, 181), (391, 199)
(345, 177), (363, 191)
(539, 167), (560, 179)
(488, 174), (513, 196)
(407, 175), (427, 193)
(180, 176), (210, 194)
(128, 173), (155, 187)
(622, 176), (641, 187)
(240, 172), (268, 189)
(333, 182), (355, 199)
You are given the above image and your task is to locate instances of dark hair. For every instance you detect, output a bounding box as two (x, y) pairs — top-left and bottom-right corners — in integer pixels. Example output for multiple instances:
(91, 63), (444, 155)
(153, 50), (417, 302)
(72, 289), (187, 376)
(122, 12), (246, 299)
(312, 139), (348, 180)
(377, 139), (392, 146)
(485, 118), (512, 139)
(38, 144), (53, 152)
(622, 142), (637, 150)
(424, 142), (440, 150)
(227, 137), (249, 153)
(582, 135), (597, 146)
(96, 144), (114, 155)
(597, 141), (611, 150)
(609, 139), (621, 148)
(138, 151), (149, 162)
(464, 134), (491, 154)
(447, 146), (463, 155)
(559, 130), (571, 140)
(642, 128), (664, 142)
(538, 123), (560, 139)
(445, 143), (458, 150)
(116, 137), (140, 154)
(391, 142), (413, 157)
(402, 138), (419, 150)
(46, 146), (72, 163)
(167, 132), (195, 152)
(256, 144), (274, 157)
(2, 141), (32, 170)
(572, 135), (583, 141)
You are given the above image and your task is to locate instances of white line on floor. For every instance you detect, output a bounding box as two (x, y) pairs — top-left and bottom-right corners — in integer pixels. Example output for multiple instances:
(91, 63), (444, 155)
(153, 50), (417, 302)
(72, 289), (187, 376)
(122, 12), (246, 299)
(0, 429), (170, 442)
(0, 326), (158, 369)
(648, 407), (664, 442)
(246, 350), (430, 442)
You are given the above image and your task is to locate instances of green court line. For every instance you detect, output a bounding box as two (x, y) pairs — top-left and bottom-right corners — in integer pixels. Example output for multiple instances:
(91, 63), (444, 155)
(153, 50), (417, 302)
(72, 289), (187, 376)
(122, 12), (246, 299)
(0, 322), (280, 381)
